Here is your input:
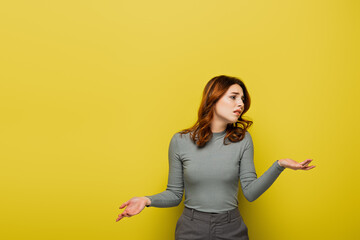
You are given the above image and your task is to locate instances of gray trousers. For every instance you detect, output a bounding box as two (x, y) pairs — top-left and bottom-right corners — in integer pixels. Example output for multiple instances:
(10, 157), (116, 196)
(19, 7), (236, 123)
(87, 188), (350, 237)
(175, 206), (249, 240)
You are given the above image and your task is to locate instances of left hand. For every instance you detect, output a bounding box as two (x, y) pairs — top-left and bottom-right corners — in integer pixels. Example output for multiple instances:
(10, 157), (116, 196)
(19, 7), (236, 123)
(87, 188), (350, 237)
(278, 158), (316, 170)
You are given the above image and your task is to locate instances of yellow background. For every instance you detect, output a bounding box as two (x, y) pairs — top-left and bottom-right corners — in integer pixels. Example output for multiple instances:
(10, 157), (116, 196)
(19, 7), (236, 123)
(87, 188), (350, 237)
(1, 0), (359, 239)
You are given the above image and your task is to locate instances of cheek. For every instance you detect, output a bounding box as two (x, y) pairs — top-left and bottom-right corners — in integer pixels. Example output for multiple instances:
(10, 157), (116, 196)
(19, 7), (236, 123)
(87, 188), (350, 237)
(215, 99), (234, 114)
(219, 99), (232, 107)
(216, 102), (232, 116)
(221, 100), (234, 110)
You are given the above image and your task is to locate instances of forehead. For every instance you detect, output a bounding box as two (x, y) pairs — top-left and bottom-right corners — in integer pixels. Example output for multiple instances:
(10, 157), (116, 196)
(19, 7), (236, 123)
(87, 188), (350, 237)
(226, 84), (243, 94)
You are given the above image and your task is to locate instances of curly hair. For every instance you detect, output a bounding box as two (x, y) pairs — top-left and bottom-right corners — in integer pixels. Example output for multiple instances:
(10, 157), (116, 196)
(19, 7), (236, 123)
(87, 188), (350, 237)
(178, 75), (253, 147)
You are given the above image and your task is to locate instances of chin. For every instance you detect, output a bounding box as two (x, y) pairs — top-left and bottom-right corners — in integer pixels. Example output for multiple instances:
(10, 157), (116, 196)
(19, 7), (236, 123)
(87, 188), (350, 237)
(228, 119), (238, 124)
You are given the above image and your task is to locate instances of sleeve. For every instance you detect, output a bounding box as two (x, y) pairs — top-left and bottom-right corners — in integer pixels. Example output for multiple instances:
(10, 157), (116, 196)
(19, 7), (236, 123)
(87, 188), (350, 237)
(239, 132), (285, 202)
(144, 133), (184, 207)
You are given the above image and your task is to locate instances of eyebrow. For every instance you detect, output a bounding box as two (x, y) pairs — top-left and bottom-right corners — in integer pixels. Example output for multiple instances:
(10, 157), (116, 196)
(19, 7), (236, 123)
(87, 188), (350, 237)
(230, 92), (244, 97)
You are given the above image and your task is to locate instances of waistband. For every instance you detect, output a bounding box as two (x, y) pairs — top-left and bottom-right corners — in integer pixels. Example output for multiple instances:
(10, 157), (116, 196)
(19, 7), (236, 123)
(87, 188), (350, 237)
(183, 206), (241, 223)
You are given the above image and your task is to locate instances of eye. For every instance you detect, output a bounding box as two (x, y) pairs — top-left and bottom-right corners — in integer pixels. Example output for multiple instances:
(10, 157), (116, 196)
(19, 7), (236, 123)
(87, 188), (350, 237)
(230, 96), (245, 102)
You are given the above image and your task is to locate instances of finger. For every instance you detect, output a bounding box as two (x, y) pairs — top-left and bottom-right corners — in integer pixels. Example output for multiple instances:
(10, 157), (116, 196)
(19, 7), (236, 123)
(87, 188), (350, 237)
(300, 159), (312, 166)
(302, 159), (312, 163)
(302, 161), (311, 167)
(302, 165), (316, 170)
(120, 201), (129, 209)
(121, 211), (130, 217)
(301, 164), (311, 169)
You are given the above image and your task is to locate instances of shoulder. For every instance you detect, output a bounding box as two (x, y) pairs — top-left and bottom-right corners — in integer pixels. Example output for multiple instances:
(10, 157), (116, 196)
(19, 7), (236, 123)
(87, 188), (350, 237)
(244, 131), (252, 139)
(244, 131), (253, 147)
(172, 132), (181, 140)
(170, 132), (182, 144)
(169, 132), (188, 154)
(171, 131), (191, 146)
(173, 131), (191, 139)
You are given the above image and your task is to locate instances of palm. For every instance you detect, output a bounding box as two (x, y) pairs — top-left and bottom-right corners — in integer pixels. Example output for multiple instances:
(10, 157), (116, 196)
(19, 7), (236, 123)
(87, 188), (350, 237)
(116, 197), (145, 221)
(279, 158), (315, 170)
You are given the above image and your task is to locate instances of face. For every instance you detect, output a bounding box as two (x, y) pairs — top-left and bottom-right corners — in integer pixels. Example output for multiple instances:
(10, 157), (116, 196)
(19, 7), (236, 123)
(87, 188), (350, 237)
(213, 84), (245, 125)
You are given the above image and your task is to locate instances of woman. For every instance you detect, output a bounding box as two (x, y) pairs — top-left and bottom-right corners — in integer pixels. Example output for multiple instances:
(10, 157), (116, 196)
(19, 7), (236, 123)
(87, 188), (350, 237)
(116, 75), (315, 240)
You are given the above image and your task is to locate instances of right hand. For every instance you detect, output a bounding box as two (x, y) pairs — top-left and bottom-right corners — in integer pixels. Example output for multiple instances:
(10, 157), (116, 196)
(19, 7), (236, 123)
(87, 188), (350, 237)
(116, 197), (149, 222)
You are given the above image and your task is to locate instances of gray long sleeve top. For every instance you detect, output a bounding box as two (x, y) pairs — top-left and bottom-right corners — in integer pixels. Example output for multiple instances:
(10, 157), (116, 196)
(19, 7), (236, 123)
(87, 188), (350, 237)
(145, 129), (285, 213)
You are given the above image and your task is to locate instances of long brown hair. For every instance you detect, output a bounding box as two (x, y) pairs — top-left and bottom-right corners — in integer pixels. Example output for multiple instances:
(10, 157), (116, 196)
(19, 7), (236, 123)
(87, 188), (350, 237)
(179, 75), (253, 147)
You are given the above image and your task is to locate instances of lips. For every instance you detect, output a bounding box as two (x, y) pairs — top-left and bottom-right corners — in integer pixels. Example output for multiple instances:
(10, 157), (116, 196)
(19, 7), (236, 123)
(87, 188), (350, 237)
(233, 111), (241, 115)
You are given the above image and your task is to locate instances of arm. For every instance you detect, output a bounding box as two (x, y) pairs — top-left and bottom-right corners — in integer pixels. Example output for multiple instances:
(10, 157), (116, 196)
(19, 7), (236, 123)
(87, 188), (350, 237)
(144, 133), (184, 207)
(239, 132), (285, 202)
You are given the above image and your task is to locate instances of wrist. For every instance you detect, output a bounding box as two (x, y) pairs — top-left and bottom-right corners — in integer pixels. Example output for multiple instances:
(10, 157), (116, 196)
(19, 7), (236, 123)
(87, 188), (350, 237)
(143, 197), (151, 206)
